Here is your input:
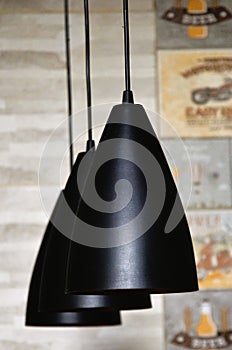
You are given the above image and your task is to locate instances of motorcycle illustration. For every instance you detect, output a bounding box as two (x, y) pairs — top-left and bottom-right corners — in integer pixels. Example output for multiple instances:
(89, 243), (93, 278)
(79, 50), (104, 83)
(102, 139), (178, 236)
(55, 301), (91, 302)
(191, 78), (232, 105)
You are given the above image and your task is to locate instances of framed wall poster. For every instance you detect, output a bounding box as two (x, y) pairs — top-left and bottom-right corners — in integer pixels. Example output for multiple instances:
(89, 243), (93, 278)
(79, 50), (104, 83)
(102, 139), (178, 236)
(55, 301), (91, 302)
(156, 0), (232, 49)
(165, 291), (232, 350)
(158, 50), (232, 138)
(187, 210), (232, 289)
(161, 139), (231, 210)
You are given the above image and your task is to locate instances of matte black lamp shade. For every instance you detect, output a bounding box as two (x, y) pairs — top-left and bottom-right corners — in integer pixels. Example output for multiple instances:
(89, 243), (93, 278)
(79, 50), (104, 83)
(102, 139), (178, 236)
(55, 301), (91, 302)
(65, 103), (199, 295)
(25, 231), (121, 327)
(38, 152), (151, 312)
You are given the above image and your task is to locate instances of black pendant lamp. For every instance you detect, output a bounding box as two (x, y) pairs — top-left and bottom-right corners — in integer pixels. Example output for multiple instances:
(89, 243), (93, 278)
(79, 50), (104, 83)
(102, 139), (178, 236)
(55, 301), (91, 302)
(26, 227), (120, 327)
(38, 153), (151, 311)
(38, 0), (151, 313)
(65, 0), (199, 295)
(25, 0), (121, 327)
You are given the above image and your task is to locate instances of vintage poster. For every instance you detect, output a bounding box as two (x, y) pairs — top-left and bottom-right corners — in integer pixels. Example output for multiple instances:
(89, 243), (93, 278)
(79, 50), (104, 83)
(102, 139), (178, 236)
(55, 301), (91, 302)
(161, 139), (231, 209)
(156, 0), (232, 49)
(158, 50), (232, 138)
(165, 291), (232, 350)
(187, 210), (232, 289)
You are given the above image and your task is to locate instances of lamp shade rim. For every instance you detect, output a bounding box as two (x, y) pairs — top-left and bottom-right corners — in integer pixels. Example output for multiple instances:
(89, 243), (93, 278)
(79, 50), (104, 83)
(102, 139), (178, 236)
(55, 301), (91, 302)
(25, 310), (121, 327)
(65, 286), (199, 295)
(40, 292), (152, 312)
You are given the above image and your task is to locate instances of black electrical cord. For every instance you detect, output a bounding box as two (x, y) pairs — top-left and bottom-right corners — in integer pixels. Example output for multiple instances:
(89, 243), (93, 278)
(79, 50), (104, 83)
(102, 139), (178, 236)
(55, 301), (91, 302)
(64, 0), (74, 170)
(84, 0), (94, 148)
(122, 0), (134, 103)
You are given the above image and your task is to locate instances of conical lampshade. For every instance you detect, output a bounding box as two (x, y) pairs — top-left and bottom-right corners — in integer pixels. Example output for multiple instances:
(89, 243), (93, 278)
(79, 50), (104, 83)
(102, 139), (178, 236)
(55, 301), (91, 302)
(65, 103), (199, 294)
(26, 231), (121, 326)
(39, 152), (151, 312)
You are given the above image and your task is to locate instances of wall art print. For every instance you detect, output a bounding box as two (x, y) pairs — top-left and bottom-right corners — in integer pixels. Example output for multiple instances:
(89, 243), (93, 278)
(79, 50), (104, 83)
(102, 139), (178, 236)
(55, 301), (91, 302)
(161, 139), (231, 210)
(165, 291), (232, 350)
(188, 210), (232, 289)
(158, 50), (232, 138)
(156, 0), (232, 49)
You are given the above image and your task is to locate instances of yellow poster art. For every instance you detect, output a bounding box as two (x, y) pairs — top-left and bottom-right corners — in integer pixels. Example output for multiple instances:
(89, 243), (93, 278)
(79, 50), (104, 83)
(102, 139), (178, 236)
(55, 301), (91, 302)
(188, 210), (232, 289)
(158, 50), (232, 138)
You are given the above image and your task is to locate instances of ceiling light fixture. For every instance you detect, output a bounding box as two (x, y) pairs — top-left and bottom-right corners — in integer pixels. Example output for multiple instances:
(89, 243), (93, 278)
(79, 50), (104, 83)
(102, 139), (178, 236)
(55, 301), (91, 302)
(25, 0), (121, 326)
(26, 0), (152, 327)
(65, 0), (199, 295)
(38, 0), (151, 314)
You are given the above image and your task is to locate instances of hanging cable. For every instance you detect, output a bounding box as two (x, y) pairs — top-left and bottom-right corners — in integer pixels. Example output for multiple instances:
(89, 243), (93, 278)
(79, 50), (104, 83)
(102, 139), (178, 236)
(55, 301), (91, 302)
(64, 0), (74, 170)
(122, 0), (134, 103)
(84, 0), (94, 149)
